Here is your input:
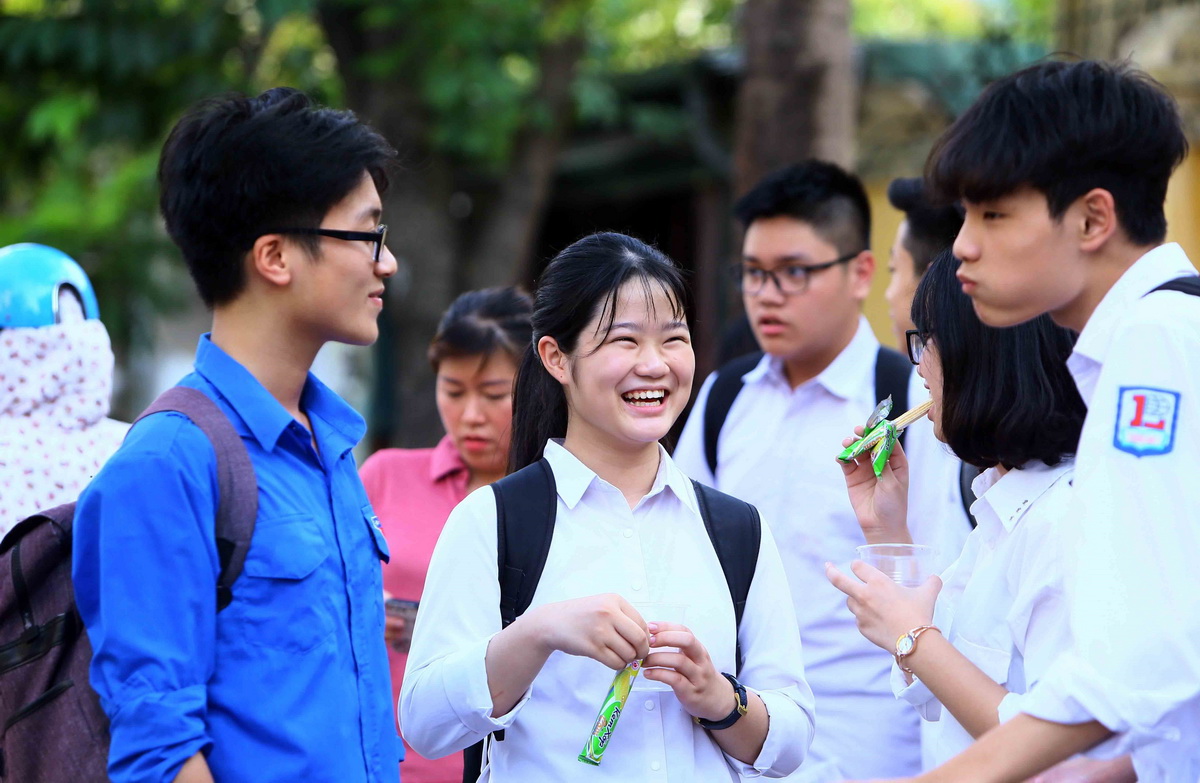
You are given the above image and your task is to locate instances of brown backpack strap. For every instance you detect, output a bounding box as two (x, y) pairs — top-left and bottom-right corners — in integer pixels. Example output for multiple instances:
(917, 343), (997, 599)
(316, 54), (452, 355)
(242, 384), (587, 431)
(135, 386), (258, 611)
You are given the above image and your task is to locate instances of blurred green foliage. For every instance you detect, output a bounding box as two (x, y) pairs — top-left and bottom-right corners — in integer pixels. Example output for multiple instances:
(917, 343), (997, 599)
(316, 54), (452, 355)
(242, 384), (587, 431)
(854, 0), (1054, 43)
(0, 0), (339, 355)
(0, 0), (736, 358)
(0, 0), (1048, 367)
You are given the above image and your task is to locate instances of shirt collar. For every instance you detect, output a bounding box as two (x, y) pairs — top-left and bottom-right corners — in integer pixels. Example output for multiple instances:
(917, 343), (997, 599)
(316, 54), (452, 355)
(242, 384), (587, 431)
(971, 459), (1074, 533)
(742, 315), (879, 399)
(1072, 243), (1197, 369)
(193, 334), (365, 454)
(430, 434), (468, 482)
(541, 439), (698, 514)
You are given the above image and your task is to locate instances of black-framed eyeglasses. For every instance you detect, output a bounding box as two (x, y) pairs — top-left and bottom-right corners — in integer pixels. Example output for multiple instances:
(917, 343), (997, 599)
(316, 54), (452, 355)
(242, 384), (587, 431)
(731, 251), (862, 296)
(905, 329), (931, 365)
(268, 225), (389, 263)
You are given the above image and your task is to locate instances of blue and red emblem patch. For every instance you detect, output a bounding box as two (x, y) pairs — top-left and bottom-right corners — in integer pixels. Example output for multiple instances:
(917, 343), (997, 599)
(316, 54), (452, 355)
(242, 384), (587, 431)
(1113, 386), (1180, 457)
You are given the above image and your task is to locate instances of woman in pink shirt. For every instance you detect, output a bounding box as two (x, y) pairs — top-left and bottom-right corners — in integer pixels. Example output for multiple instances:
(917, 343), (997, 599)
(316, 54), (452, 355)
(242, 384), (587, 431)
(360, 287), (532, 782)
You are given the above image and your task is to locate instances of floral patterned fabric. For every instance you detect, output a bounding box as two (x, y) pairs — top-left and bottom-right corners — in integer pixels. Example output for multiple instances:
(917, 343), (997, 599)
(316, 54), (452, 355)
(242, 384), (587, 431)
(0, 320), (127, 538)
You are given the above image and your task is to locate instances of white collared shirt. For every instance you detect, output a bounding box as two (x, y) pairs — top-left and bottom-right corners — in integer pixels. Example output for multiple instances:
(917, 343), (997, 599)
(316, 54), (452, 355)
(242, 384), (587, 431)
(674, 316), (972, 779)
(1017, 243), (1200, 781)
(893, 460), (1075, 766)
(400, 440), (816, 782)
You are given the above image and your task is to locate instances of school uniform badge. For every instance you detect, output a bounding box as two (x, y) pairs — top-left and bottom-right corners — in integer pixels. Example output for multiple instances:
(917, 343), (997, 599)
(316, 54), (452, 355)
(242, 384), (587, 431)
(1114, 386), (1180, 457)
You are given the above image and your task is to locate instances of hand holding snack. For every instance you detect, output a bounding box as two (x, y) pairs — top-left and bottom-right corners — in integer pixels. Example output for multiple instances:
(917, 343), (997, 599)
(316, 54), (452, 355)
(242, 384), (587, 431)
(838, 424), (912, 544)
(836, 396), (933, 478)
(527, 593), (650, 671)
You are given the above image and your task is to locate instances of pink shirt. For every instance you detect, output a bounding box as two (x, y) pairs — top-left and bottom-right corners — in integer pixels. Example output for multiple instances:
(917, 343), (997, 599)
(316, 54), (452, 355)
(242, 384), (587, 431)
(361, 435), (469, 783)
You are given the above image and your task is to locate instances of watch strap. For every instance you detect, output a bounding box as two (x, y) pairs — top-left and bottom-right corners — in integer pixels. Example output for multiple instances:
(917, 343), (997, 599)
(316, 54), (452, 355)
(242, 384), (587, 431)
(694, 673), (749, 730)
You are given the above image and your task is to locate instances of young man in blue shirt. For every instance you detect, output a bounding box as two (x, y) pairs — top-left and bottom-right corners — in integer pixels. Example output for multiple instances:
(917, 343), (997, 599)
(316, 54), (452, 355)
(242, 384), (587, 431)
(73, 88), (402, 782)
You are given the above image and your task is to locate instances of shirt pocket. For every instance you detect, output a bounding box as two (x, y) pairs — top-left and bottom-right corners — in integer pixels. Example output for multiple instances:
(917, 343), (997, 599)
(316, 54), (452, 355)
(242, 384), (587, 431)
(234, 513), (336, 654)
(362, 503), (390, 563)
(954, 636), (1014, 687)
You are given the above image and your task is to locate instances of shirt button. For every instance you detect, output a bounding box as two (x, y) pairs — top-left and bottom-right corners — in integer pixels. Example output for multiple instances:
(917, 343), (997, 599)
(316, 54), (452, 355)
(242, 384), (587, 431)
(631, 581), (643, 591)
(644, 700), (654, 710)
(651, 761), (661, 771)
(623, 529), (634, 538)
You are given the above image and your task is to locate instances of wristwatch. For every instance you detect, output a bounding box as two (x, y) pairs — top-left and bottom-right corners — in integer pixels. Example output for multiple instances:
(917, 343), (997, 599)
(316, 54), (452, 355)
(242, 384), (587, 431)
(694, 673), (749, 731)
(895, 625), (940, 673)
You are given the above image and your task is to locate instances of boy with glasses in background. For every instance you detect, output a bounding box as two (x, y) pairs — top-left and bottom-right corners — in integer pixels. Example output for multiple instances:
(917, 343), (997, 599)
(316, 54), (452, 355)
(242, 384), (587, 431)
(676, 160), (966, 781)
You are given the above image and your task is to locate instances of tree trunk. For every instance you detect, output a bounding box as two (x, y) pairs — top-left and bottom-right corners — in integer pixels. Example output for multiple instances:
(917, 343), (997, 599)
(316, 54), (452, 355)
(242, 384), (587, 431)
(319, 2), (461, 447)
(467, 30), (586, 289)
(732, 0), (857, 198)
(317, 2), (584, 446)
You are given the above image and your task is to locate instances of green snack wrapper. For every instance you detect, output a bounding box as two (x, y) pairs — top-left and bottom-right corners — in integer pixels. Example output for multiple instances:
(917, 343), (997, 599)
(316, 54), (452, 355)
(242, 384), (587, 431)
(868, 421), (898, 477)
(578, 660), (642, 766)
(837, 422), (889, 462)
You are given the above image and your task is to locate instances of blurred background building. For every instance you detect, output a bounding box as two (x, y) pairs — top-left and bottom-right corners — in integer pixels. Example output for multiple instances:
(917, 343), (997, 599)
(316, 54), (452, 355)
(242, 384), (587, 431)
(1, 0), (1196, 449)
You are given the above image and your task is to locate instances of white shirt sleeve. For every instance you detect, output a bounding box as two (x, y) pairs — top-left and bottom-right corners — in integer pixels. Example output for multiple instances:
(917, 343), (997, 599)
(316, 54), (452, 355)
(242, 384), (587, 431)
(728, 517), (817, 777)
(672, 371), (718, 487)
(1019, 309), (1200, 754)
(892, 664), (942, 722)
(399, 487), (532, 758)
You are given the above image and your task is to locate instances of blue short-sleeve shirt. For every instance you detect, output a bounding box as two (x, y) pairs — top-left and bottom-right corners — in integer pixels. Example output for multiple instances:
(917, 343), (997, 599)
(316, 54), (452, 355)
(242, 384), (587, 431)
(73, 335), (402, 782)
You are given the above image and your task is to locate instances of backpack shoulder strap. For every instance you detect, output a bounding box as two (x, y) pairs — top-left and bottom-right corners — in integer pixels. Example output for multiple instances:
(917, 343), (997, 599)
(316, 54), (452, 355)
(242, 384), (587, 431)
(135, 386), (258, 611)
(874, 346), (912, 447)
(703, 351), (764, 477)
(1150, 276), (1200, 297)
(492, 458), (557, 628)
(691, 481), (761, 674)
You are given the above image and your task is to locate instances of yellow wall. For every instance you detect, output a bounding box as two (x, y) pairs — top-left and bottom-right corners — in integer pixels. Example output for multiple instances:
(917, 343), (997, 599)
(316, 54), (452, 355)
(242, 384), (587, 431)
(862, 149), (1200, 349)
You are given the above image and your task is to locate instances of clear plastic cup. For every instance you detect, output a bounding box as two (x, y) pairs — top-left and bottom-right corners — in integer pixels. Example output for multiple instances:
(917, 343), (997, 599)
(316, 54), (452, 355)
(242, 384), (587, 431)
(631, 602), (687, 692)
(855, 544), (935, 587)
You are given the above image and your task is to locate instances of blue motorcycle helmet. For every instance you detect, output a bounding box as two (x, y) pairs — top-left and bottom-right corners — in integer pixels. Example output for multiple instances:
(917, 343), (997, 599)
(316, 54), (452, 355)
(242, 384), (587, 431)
(0, 243), (101, 328)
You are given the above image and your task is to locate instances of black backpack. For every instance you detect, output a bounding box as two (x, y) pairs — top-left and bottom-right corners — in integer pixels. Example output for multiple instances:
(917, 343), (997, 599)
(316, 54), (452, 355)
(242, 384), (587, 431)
(0, 386), (258, 782)
(462, 458), (761, 782)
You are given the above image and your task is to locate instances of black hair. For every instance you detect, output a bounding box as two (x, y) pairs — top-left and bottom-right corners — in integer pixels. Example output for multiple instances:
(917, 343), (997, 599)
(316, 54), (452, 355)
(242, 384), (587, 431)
(427, 286), (533, 370)
(926, 59), (1188, 246)
(887, 177), (963, 277)
(734, 160), (871, 256)
(158, 87), (397, 306)
(509, 232), (688, 473)
(911, 250), (1085, 469)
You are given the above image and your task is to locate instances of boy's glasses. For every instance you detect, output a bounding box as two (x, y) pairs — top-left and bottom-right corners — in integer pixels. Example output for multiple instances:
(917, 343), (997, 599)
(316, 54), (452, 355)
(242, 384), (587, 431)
(731, 251), (861, 296)
(268, 225), (388, 263)
(905, 329), (931, 365)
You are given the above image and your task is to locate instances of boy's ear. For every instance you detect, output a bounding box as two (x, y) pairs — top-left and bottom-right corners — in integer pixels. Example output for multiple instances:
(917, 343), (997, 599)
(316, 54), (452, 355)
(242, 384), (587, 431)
(849, 249), (876, 301)
(1078, 188), (1119, 252)
(248, 233), (294, 288)
(537, 336), (569, 384)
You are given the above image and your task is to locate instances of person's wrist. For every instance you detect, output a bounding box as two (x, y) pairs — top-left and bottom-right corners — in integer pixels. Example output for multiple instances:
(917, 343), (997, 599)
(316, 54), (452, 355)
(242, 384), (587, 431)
(861, 526), (913, 545)
(700, 677), (738, 721)
(512, 606), (556, 659)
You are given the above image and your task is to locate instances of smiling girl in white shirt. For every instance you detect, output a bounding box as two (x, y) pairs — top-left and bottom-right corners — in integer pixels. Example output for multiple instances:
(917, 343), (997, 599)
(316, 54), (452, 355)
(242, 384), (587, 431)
(826, 250), (1135, 779)
(401, 232), (815, 782)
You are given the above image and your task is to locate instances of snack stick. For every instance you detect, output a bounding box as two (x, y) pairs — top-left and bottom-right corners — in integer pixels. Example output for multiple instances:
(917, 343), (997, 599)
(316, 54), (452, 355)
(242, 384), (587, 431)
(578, 660), (641, 766)
(890, 399), (934, 431)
